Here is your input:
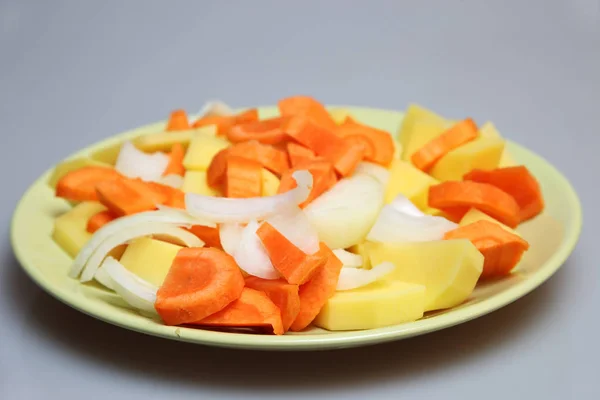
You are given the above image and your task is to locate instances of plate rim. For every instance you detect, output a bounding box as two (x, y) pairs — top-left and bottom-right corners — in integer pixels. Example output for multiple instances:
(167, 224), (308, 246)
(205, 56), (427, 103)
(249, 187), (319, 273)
(10, 106), (583, 351)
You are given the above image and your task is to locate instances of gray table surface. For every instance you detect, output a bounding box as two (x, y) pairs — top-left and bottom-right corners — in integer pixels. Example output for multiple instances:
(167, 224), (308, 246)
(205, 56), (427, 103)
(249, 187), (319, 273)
(1, 1), (598, 398)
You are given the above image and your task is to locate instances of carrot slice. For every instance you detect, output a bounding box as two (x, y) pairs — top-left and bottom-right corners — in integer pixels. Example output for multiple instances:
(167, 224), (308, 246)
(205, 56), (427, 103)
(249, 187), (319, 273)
(226, 117), (289, 145)
(225, 156), (262, 198)
(428, 181), (521, 228)
(228, 140), (290, 176)
(188, 225), (222, 249)
(96, 178), (169, 216)
(166, 109), (190, 131)
(411, 118), (479, 171)
(444, 220), (530, 279)
(336, 117), (395, 166)
(463, 166), (544, 222)
(167, 190), (186, 209)
(278, 95), (337, 130)
(206, 148), (230, 189)
(244, 277), (300, 332)
(194, 287), (284, 335)
(285, 116), (364, 176)
(191, 109), (259, 135)
(277, 158), (337, 207)
(55, 166), (122, 202)
(155, 247), (245, 326)
(257, 222), (326, 285)
(86, 210), (117, 233)
(163, 143), (186, 176)
(286, 142), (317, 167)
(290, 243), (343, 332)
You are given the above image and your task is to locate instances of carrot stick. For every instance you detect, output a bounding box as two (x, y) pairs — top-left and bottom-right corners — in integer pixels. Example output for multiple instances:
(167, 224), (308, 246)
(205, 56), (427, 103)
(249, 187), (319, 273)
(428, 181), (521, 228)
(86, 210), (117, 233)
(285, 116), (364, 176)
(289, 243), (343, 332)
(155, 247), (245, 326)
(95, 178), (169, 216)
(228, 140), (290, 176)
(166, 109), (190, 131)
(336, 117), (395, 166)
(226, 117), (289, 145)
(206, 148), (230, 189)
(411, 118), (478, 171)
(277, 158), (337, 207)
(463, 166), (544, 222)
(278, 95), (337, 130)
(257, 222), (327, 285)
(244, 277), (300, 332)
(225, 156), (262, 198)
(188, 225), (222, 249)
(163, 143), (186, 176)
(55, 166), (122, 202)
(286, 142), (317, 167)
(194, 287), (284, 335)
(444, 220), (530, 279)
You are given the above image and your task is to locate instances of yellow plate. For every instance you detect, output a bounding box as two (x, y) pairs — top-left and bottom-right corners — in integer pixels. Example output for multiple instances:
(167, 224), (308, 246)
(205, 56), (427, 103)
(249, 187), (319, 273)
(10, 106), (582, 351)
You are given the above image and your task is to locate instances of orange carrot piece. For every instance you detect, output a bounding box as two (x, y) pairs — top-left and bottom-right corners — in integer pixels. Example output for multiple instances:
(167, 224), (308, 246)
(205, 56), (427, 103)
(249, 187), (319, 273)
(277, 158), (337, 207)
(428, 181), (521, 228)
(167, 190), (186, 209)
(226, 117), (289, 145)
(290, 243), (343, 332)
(244, 277), (300, 332)
(444, 220), (530, 279)
(337, 117), (395, 166)
(225, 156), (262, 198)
(191, 109), (259, 135)
(194, 287), (284, 335)
(165, 109), (190, 131)
(411, 118), (479, 171)
(155, 247), (245, 326)
(206, 148), (230, 189)
(163, 143), (186, 176)
(286, 142), (317, 167)
(257, 222), (326, 285)
(285, 116), (364, 176)
(95, 178), (169, 216)
(278, 96), (337, 130)
(228, 140), (290, 176)
(188, 225), (222, 249)
(55, 166), (122, 202)
(463, 166), (544, 222)
(86, 210), (117, 233)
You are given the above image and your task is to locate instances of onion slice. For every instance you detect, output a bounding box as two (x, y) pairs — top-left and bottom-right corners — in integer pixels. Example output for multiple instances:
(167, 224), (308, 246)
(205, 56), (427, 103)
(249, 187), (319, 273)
(70, 209), (214, 278)
(332, 249), (363, 268)
(219, 223), (244, 256)
(388, 194), (425, 217)
(79, 223), (203, 282)
(336, 262), (395, 291)
(264, 206), (319, 255)
(232, 220), (280, 280)
(185, 170), (313, 223)
(101, 256), (158, 314)
(94, 266), (116, 290)
(353, 162), (390, 186)
(196, 100), (234, 118)
(115, 141), (170, 182)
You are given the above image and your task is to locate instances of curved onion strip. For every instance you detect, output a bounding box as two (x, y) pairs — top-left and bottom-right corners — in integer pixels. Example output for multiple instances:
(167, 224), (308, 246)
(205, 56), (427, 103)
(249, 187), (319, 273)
(159, 174), (184, 189)
(185, 170), (313, 223)
(353, 162), (390, 186)
(94, 266), (116, 290)
(388, 194), (425, 217)
(336, 262), (395, 291)
(219, 223), (244, 256)
(79, 223), (204, 282)
(115, 141), (170, 182)
(233, 220), (280, 280)
(70, 209), (214, 278)
(332, 249), (363, 268)
(196, 100), (234, 118)
(101, 256), (158, 314)
(265, 206), (319, 255)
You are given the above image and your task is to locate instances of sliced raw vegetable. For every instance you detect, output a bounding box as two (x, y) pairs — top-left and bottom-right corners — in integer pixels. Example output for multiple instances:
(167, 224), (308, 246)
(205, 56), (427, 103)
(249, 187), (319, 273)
(336, 262), (395, 291)
(48, 157), (112, 189)
(227, 117), (289, 145)
(384, 159), (439, 210)
(264, 206), (319, 254)
(195, 100), (234, 118)
(86, 210), (116, 234)
(233, 220), (280, 279)
(286, 142), (317, 167)
(188, 225), (222, 249)
(278, 95), (337, 130)
(332, 249), (363, 268)
(277, 158), (337, 208)
(183, 133), (231, 171)
(155, 247), (245, 325)
(118, 237), (182, 286)
(163, 143), (186, 177)
(353, 162), (390, 186)
(115, 141), (170, 182)
(165, 109), (190, 131)
(337, 117), (395, 166)
(96, 178), (167, 216)
(55, 166), (122, 202)
(219, 223), (245, 256)
(225, 156), (263, 198)
(244, 276), (300, 332)
(94, 265), (116, 290)
(228, 140), (289, 176)
(206, 148), (229, 189)
(159, 174), (184, 189)
(388, 194), (426, 216)
(261, 169), (280, 197)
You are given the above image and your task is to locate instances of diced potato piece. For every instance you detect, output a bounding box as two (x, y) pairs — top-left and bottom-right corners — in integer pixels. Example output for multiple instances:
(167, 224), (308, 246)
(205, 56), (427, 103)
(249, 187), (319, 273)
(460, 208), (521, 236)
(479, 122), (517, 167)
(48, 157), (112, 189)
(314, 280), (426, 331)
(348, 242), (372, 269)
(133, 126), (217, 153)
(328, 108), (351, 125)
(397, 104), (451, 159)
(429, 137), (505, 181)
(385, 159), (439, 210)
(367, 239), (484, 311)
(183, 133), (231, 171)
(182, 171), (219, 196)
(52, 202), (107, 258)
(261, 169), (280, 196)
(119, 237), (182, 286)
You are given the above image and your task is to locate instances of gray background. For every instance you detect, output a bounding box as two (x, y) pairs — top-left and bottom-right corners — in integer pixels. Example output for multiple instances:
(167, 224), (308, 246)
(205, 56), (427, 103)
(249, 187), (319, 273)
(1, 1), (598, 399)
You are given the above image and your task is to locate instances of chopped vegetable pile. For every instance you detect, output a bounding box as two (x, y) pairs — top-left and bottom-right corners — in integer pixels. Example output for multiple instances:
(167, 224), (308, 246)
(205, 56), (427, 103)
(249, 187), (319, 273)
(49, 97), (545, 334)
